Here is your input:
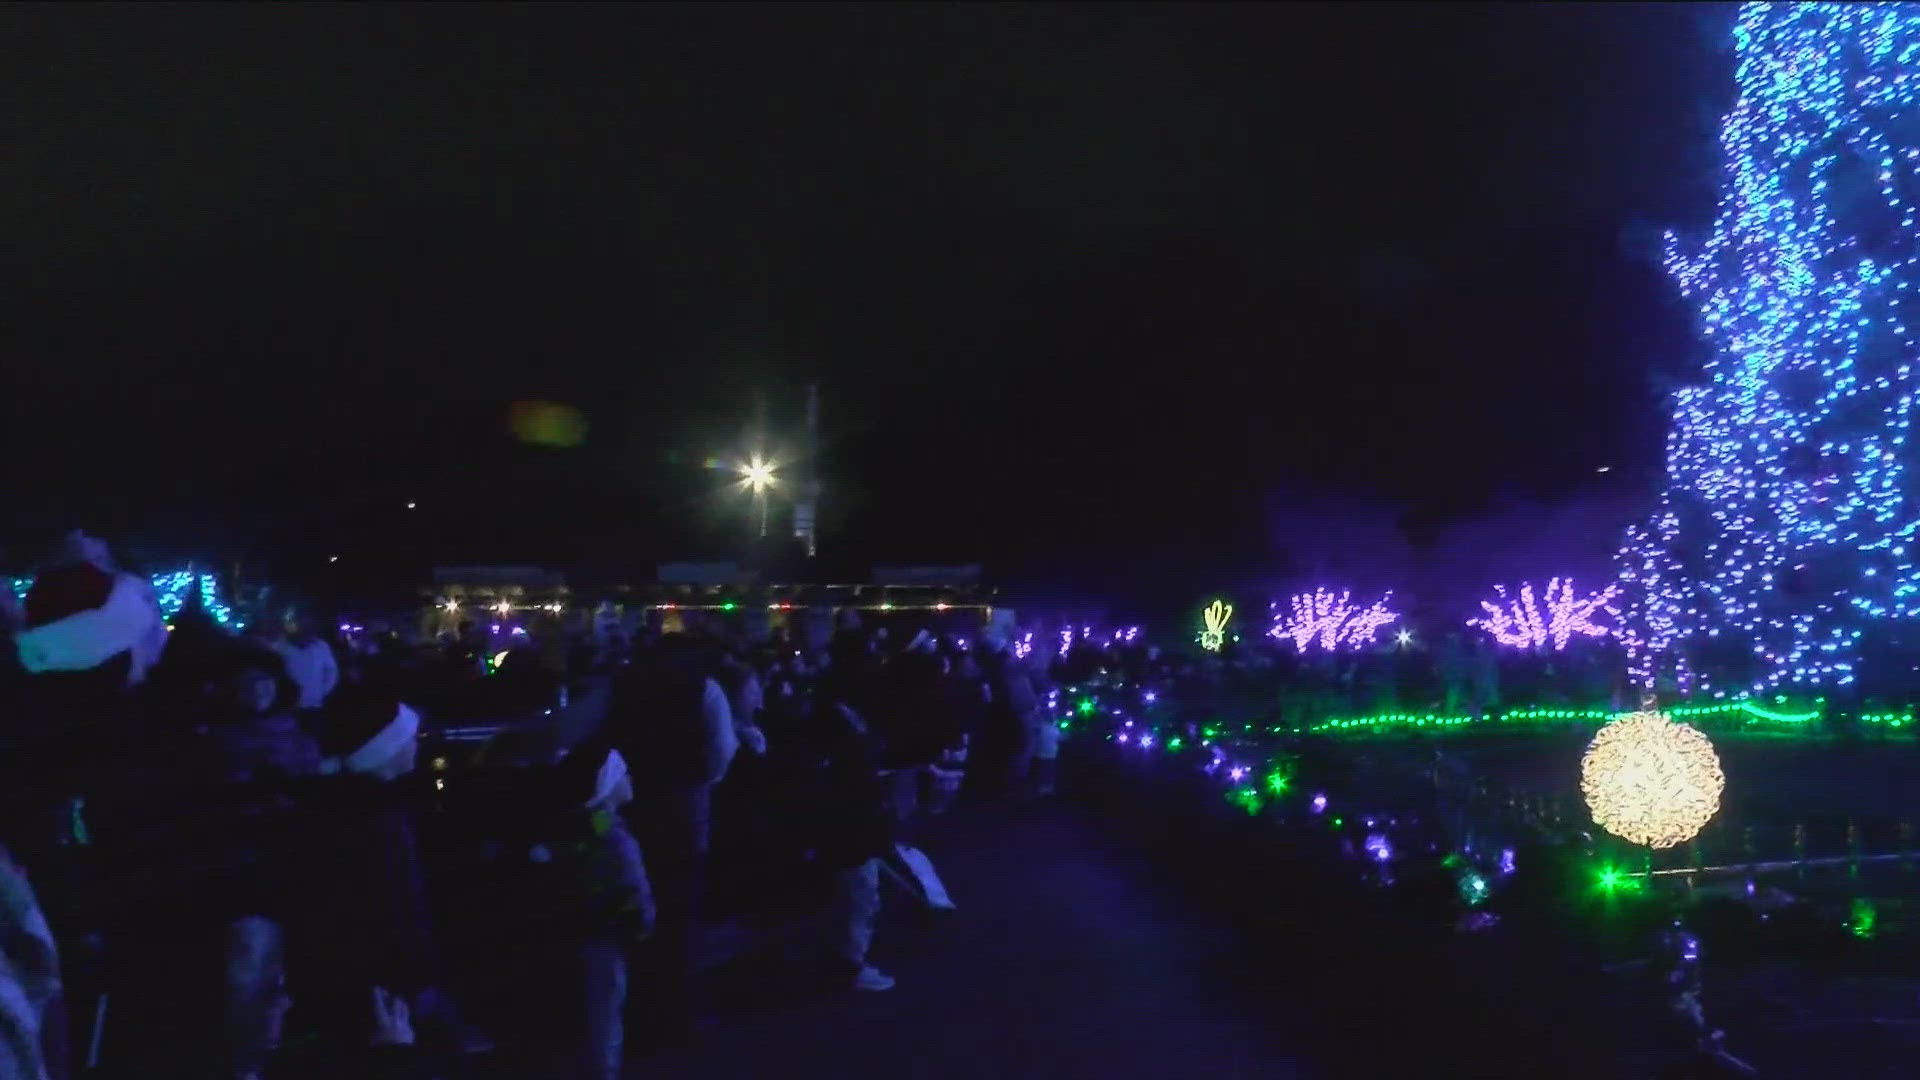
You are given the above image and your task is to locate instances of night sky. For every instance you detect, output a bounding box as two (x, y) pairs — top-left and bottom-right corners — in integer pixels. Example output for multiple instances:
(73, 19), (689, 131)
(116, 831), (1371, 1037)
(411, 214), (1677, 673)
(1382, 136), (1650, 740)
(2, 3), (1737, 599)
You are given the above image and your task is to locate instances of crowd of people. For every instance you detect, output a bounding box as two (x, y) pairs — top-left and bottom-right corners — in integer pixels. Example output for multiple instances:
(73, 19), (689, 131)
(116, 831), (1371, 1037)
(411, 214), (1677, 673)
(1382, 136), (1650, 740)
(0, 530), (1653, 1079)
(0, 535), (1080, 1079)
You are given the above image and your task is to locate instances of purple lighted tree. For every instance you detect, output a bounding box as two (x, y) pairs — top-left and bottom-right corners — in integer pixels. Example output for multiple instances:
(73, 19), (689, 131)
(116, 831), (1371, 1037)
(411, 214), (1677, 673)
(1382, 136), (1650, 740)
(1269, 588), (1398, 651)
(1470, 578), (1620, 651)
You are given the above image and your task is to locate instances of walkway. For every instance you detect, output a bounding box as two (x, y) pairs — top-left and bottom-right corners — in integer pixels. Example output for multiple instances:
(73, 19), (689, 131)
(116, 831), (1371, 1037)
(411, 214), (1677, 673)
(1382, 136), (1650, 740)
(640, 802), (1313, 1079)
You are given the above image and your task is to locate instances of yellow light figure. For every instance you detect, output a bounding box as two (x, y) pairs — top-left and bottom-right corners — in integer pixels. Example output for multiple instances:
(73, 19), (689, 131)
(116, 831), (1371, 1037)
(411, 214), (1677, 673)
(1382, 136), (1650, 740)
(1198, 600), (1233, 652)
(1580, 710), (1725, 849)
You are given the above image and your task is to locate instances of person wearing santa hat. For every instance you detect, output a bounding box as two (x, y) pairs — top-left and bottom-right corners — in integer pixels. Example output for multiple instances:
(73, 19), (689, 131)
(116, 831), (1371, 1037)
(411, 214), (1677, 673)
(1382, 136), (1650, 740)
(286, 687), (487, 1059)
(12, 541), (169, 692)
(3, 536), (169, 865)
(534, 741), (650, 1080)
(1, 533), (173, 1078)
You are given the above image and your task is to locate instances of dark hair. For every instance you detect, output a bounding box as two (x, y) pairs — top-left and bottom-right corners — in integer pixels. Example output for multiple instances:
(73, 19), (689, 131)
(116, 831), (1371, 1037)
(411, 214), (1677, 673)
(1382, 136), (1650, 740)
(219, 643), (300, 716)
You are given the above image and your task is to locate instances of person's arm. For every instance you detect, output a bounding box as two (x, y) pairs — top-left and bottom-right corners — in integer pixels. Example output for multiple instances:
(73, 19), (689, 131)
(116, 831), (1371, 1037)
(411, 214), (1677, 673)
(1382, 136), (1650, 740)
(702, 678), (739, 784)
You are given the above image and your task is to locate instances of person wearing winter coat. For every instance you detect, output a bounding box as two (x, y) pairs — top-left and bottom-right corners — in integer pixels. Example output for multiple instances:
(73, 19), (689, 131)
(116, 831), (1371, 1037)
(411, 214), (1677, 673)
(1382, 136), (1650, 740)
(0, 844), (60, 1080)
(195, 644), (326, 1078)
(716, 653), (769, 757)
(971, 630), (1040, 799)
(285, 689), (482, 1063)
(269, 617), (340, 712)
(812, 702), (898, 992)
(4, 540), (173, 1077)
(605, 633), (735, 1041)
(534, 741), (650, 1079)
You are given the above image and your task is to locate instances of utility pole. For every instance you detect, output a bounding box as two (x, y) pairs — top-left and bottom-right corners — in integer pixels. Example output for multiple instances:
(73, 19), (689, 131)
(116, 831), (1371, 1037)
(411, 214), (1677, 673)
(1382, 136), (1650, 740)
(794, 383), (820, 558)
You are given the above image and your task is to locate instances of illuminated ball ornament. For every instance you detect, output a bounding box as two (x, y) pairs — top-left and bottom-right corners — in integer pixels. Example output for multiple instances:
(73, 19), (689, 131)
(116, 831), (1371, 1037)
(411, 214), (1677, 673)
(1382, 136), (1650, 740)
(1580, 711), (1725, 850)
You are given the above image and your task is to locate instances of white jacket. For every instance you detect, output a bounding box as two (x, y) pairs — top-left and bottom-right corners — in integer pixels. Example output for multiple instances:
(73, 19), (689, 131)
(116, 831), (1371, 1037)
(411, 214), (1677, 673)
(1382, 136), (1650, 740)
(701, 677), (740, 784)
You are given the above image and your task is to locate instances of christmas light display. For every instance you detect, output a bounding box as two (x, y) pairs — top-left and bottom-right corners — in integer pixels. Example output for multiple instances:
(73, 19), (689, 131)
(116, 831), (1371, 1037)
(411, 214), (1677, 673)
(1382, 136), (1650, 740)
(12, 571), (240, 628)
(1580, 711), (1725, 849)
(1307, 698), (1832, 736)
(152, 571), (242, 628)
(1268, 589), (1397, 651)
(1620, 3), (1920, 694)
(1470, 579), (1621, 650)
(1012, 631), (1034, 660)
(1198, 600), (1233, 651)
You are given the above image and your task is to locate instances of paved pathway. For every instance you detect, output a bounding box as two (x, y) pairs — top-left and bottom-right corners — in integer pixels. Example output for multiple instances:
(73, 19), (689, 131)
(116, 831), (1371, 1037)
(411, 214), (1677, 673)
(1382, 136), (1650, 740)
(640, 802), (1312, 1079)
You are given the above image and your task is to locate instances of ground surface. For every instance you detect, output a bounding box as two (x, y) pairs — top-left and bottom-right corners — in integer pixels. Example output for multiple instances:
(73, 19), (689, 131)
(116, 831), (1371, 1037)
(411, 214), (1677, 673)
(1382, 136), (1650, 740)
(639, 801), (1313, 1079)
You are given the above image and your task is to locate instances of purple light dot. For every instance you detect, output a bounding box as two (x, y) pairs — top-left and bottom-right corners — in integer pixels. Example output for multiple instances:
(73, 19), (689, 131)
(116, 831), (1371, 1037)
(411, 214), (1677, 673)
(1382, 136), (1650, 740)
(1311, 794), (1328, 813)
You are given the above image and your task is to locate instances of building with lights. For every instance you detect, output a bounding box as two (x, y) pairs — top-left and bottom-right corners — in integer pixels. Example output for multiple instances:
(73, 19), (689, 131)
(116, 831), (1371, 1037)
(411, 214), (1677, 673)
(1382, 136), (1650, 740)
(421, 563), (999, 648)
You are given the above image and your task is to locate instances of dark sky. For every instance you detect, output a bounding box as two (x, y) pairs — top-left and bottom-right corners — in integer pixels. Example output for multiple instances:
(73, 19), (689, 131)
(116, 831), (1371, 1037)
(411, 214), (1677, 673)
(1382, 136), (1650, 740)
(1, 3), (1735, 594)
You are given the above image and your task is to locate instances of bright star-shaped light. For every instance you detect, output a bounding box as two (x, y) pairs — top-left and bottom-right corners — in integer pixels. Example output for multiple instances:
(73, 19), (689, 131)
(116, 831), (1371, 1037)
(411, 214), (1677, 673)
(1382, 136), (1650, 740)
(739, 457), (777, 493)
(1396, 629), (1414, 646)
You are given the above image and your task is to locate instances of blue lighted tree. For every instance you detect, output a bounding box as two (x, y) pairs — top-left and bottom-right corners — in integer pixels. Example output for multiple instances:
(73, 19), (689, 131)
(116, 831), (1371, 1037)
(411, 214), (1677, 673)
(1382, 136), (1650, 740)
(1623, 3), (1920, 697)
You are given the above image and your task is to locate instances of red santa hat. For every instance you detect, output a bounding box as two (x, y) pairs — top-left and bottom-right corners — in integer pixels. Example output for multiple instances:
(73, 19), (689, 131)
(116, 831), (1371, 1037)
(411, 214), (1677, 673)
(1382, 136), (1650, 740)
(318, 692), (421, 776)
(583, 747), (630, 810)
(550, 740), (631, 811)
(14, 562), (170, 681)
